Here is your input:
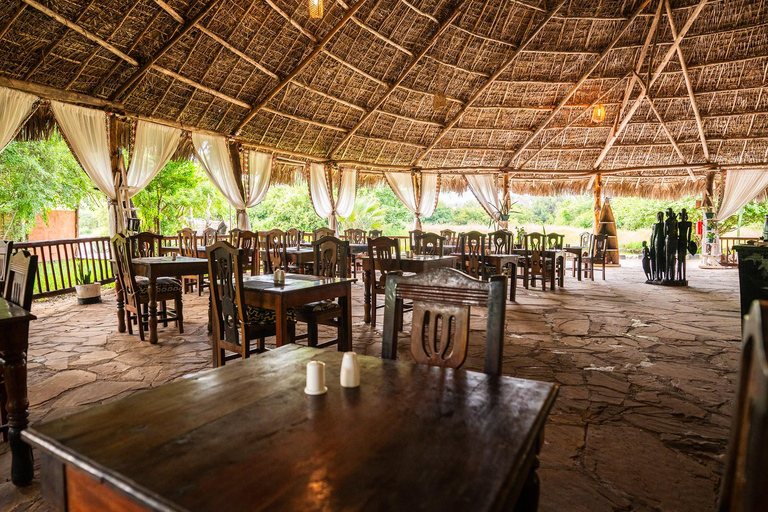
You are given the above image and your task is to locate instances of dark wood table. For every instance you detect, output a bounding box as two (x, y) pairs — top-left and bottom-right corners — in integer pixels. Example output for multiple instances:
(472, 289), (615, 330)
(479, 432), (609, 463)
(24, 345), (558, 512)
(0, 297), (37, 486)
(123, 257), (209, 344)
(562, 246), (585, 281)
(360, 254), (458, 324)
(242, 274), (356, 349)
(160, 245), (206, 258)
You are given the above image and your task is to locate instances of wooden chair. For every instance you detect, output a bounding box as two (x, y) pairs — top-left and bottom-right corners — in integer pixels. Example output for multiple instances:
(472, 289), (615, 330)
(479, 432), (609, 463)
(290, 236), (349, 348)
(545, 233), (565, 286)
(569, 232), (593, 277)
(382, 267), (507, 376)
(264, 229), (289, 274)
(285, 228), (303, 249)
(178, 228), (204, 294)
(409, 229), (423, 251)
(0, 249), (37, 442)
(368, 236), (405, 329)
(440, 229), (457, 247)
(718, 300), (768, 512)
(202, 227), (218, 247)
(369, 229), (383, 238)
(207, 241), (280, 367)
(458, 231), (488, 279)
(414, 232), (445, 256)
(488, 230), (513, 254)
(234, 230), (259, 275)
(111, 234), (183, 342)
(584, 234), (608, 281)
(546, 233), (564, 250)
(345, 228), (366, 244)
(228, 228), (243, 246)
(313, 227), (335, 241)
(521, 232), (549, 291)
(0, 240), (13, 293)
(130, 232), (163, 257)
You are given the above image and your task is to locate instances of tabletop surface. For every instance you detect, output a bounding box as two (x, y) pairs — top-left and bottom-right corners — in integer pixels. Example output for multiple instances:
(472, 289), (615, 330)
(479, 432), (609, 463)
(0, 296), (36, 324)
(242, 273), (356, 294)
(132, 256), (208, 265)
(358, 254), (457, 261)
(24, 345), (556, 512)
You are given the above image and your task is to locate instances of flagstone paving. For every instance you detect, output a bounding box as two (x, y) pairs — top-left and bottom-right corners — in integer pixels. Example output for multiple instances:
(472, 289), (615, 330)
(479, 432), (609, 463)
(0, 261), (742, 511)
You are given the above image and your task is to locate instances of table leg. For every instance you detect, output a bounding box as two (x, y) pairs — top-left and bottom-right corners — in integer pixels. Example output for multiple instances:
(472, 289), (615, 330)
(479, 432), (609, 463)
(549, 257), (556, 290)
(115, 276), (126, 333)
(509, 262), (517, 302)
(363, 266), (372, 324)
(339, 283), (353, 351)
(275, 297), (289, 347)
(4, 323), (33, 486)
(148, 278), (158, 344)
(208, 293), (213, 334)
(577, 254), (582, 281)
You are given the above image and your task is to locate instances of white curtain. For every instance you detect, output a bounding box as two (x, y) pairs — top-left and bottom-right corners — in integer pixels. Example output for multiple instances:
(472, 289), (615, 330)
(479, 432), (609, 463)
(245, 149), (272, 207)
(308, 163), (357, 230)
(0, 86), (37, 154)
(125, 120), (181, 197)
(385, 172), (440, 228)
(716, 169), (768, 221)
(50, 101), (121, 234)
(466, 174), (501, 221)
(192, 133), (250, 229)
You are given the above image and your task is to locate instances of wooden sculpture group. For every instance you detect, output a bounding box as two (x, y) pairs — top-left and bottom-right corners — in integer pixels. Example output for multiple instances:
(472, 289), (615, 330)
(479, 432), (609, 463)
(642, 208), (695, 286)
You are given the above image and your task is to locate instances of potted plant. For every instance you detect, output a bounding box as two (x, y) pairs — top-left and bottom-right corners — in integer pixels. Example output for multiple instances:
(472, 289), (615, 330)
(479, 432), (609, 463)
(75, 261), (101, 305)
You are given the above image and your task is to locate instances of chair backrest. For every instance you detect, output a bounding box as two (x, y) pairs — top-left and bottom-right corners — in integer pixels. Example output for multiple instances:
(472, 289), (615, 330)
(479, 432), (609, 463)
(718, 300), (768, 512)
(546, 233), (564, 250)
(369, 229), (383, 238)
(0, 240), (14, 290)
(524, 232), (545, 252)
(111, 234), (140, 305)
(234, 230), (258, 273)
(591, 234), (608, 260)
(312, 236), (349, 278)
(345, 228), (366, 244)
(207, 241), (247, 347)
(285, 228), (303, 248)
(130, 232), (163, 257)
(579, 231), (593, 253)
(202, 227), (218, 247)
(313, 227), (335, 241)
(264, 229), (288, 273)
(3, 249), (38, 311)
(440, 229), (457, 246)
(229, 228), (243, 246)
(414, 233), (444, 256)
(459, 231), (486, 279)
(178, 228), (197, 257)
(409, 229), (423, 250)
(368, 236), (401, 290)
(488, 230), (512, 254)
(382, 267), (507, 375)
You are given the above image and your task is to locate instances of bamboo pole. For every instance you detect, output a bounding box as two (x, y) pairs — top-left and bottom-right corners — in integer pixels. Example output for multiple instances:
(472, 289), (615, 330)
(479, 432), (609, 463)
(593, 173), (603, 233)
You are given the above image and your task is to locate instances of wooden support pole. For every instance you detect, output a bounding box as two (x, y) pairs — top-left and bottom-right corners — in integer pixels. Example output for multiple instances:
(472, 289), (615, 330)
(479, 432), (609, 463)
(593, 173), (603, 233)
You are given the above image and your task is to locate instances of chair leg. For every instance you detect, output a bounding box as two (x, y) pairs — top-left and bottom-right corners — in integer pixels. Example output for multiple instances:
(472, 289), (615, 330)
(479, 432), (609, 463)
(126, 310), (134, 335)
(198, 274), (203, 296)
(137, 309), (146, 341)
(160, 301), (168, 327)
(396, 299), (404, 332)
(0, 376), (8, 442)
(307, 321), (319, 347)
(370, 290), (378, 329)
(287, 321), (296, 343)
(176, 294), (184, 334)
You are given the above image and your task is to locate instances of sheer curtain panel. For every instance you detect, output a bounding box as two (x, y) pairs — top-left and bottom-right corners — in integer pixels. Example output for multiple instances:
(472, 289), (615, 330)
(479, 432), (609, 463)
(125, 120), (181, 197)
(384, 172), (440, 229)
(245, 149), (272, 207)
(716, 170), (768, 221)
(308, 164), (357, 231)
(0, 86), (37, 154)
(465, 174), (501, 221)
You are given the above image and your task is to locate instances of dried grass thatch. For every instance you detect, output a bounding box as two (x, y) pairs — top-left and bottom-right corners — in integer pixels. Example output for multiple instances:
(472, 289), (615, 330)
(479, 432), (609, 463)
(1, 0), (767, 198)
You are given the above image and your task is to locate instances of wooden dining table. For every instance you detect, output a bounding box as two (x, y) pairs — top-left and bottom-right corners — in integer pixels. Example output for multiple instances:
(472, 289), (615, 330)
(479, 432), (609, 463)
(512, 249), (565, 290)
(124, 256), (209, 344)
(561, 246), (585, 281)
(0, 296), (37, 487)
(242, 274), (356, 349)
(359, 254), (458, 324)
(24, 345), (558, 512)
(452, 253), (519, 301)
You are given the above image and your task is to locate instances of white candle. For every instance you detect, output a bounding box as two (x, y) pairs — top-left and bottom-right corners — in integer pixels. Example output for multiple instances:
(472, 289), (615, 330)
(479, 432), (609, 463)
(305, 361), (327, 395)
(340, 351), (360, 388)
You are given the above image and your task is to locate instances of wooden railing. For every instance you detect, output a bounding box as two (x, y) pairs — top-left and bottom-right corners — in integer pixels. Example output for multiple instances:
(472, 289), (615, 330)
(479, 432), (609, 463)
(719, 236), (760, 266)
(14, 236), (114, 299)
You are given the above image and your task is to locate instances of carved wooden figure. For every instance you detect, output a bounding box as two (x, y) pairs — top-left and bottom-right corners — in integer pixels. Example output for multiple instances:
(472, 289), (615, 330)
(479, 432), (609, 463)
(650, 211), (665, 281)
(677, 208), (692, 282)
(664, 208), (678, 281)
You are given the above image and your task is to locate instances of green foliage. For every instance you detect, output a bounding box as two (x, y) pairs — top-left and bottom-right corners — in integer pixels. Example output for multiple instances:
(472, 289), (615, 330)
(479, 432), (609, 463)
(717, 201), (768, 235)
(0, 133), (95, 240)
(249, 184), (327, 231)
(132, 160), (230, 234)
(339, 187), (386, 231)
(76, 260), (93, 285)
(609, 197), (700, 231)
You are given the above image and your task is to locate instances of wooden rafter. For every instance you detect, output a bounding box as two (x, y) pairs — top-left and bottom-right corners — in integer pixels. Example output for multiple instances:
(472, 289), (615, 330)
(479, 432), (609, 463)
(665, 0), (709, 161)
(233, 0), (368, 136)
(0, 76), (124, 109)
(410, 0), (569, 167)
(0, 3), (26, 41)
(504, 0), (653, 167)
(592, 0), (709, 170)
(328, 0), (470, 158)
(336, 0), (413, 57)
(109, 0), (219, 101)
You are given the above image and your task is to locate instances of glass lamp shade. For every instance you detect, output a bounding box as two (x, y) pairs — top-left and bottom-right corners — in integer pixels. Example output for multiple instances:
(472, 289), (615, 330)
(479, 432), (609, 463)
(592, 104), (606, 123)
(309, 0), (323, 18)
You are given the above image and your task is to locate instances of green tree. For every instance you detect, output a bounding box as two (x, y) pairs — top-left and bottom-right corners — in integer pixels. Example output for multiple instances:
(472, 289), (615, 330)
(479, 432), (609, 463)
(249, 184), (327, 231)
(0, 134), (95, 240)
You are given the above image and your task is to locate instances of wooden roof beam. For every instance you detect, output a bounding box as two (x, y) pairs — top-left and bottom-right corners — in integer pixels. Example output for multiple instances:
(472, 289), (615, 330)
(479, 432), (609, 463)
(665, 0), (709, 161)
(411, 0), (569, 167)
(233, 0), (367, 136)
(505, 0), (653, 167)
(336, 0), (413, 57)
(20, 0), (138, 66)
(0, 4), (27, 43)
(592, 0), (709, 170)
(0, 75), (125, 110)
(263, 0), (319, 43)
(328, 0), (469, 158)
(109, 0), (219, 100)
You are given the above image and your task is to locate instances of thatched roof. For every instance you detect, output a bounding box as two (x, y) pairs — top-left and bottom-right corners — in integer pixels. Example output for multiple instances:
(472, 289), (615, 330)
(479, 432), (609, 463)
(1, 0), (765, 197)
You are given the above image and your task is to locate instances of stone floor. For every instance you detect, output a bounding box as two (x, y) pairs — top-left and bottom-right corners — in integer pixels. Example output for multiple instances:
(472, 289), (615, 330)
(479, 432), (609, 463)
(1, 260), (741, 512)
